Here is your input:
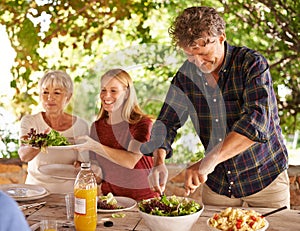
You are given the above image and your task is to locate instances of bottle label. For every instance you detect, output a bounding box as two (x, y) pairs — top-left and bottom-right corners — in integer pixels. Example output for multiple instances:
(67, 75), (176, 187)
(74, 197), (86, 214)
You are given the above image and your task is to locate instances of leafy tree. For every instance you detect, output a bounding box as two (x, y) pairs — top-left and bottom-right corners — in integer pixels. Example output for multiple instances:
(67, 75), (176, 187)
(218, 0), (300, 134)
(0, 0), (199, 160)
(0, 0), (176, 119)
(0, 0), (299, 160)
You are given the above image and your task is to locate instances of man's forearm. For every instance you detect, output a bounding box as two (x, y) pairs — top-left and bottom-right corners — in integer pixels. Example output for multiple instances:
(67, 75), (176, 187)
(211, 131), (256, 164)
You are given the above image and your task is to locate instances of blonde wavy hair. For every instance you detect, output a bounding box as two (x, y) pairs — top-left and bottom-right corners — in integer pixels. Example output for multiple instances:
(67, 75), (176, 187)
(96, 68), (148, 124)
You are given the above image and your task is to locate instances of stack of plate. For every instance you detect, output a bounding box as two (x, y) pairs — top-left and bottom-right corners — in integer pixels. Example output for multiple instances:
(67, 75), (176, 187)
(39, 164), (78, 180)
(0, 184), (49, 201)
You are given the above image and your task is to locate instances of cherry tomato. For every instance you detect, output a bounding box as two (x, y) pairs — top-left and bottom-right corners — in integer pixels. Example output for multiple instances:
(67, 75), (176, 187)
(236, 221), (242, 229)
(213, 214), (219, 220)
(251, 215), (257, 221)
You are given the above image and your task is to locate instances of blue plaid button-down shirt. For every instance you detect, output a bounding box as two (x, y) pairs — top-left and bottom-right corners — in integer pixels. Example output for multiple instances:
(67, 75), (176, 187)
(141, 42), (288, 198)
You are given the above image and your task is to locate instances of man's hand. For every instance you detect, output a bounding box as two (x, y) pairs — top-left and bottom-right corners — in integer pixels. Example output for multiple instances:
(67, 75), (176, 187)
(184, 160), (208, 196)
(184, 151), (219, 196)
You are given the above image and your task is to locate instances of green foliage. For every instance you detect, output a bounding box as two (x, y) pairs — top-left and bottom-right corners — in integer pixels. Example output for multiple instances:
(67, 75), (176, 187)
(220, 0), (300, 133)
(0, 0), (299, 162)
(0, 110), (19, 159)
(0, 129), (19, 159)
(166, 119), (205, 164)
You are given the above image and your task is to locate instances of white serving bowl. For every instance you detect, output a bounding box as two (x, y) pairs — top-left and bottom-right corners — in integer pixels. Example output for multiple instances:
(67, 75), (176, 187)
(206, 217), (269, 231)
(138, 196), (204, 231)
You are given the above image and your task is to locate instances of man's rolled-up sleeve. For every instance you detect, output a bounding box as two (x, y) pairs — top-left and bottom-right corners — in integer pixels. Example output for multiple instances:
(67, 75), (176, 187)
(232, 56), (273, 143)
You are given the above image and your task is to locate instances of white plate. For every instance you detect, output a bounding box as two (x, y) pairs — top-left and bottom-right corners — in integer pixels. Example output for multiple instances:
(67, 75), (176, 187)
(15, 191), (50, 201)
(39, 164), (79, 180)
(97, 196), (137, 213)
(47, 140), (86, 150)
(0, 184), (49, 201)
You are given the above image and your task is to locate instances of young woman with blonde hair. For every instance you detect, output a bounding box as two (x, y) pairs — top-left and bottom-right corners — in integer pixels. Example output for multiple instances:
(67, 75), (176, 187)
(76, 68), (159, 200)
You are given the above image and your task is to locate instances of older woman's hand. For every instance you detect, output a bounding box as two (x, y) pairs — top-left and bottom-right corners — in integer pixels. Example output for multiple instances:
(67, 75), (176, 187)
(73, 160), (81, 168)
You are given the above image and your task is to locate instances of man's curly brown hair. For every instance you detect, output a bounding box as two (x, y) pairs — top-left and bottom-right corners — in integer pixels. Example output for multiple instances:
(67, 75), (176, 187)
(168, 6), (225, 48)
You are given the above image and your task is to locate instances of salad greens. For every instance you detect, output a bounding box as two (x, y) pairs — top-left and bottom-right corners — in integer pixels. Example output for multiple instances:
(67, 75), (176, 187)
(139, 195), (202, 216)
(97, 192), (124, 210)
(22, 128), (71, 148)
(45, 130), (71, 146)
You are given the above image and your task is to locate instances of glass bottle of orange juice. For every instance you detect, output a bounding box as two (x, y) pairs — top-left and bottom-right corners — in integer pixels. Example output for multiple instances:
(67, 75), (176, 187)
(74, 162), (97, 231)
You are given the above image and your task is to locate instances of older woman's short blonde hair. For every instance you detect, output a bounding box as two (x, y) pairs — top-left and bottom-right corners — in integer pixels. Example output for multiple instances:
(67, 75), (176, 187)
(39, 70), (73, 97)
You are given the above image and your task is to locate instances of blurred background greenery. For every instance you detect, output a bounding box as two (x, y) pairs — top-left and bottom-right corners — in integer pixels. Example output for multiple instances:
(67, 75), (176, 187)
(0, 0), (299, 163)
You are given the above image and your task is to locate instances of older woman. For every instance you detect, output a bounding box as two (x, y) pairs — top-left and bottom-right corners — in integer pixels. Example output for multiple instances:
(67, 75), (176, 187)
(75, 68), (159, 201)
(18, 70), (89, 193)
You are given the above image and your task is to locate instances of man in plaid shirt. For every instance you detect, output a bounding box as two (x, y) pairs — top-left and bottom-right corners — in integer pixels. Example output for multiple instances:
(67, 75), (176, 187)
(141, 6), (289, 208)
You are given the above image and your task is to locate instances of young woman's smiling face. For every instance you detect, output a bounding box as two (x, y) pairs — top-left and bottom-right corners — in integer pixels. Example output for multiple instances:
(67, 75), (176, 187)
(100, 76), (128, 114)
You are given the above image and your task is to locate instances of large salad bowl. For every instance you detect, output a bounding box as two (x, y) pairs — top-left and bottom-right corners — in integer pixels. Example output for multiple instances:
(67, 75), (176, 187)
(138, 195), (204, 231)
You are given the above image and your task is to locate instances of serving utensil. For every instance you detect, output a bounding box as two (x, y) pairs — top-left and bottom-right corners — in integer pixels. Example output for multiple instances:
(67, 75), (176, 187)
(261, 205), (287, 217)
(19, 201), (46, 211)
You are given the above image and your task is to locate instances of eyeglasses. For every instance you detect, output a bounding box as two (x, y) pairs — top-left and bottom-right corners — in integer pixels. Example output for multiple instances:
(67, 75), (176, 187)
(190, 37), (216, 48)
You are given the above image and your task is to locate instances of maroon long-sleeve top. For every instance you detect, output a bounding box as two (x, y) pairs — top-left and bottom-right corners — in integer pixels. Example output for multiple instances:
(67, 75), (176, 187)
(90, 116), (159, 201)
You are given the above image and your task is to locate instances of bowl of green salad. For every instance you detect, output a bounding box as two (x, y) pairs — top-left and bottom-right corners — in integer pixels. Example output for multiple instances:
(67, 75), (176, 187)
(138, 195), (204, 231)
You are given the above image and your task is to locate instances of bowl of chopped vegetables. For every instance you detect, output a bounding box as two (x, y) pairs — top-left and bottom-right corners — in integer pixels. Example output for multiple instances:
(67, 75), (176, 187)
(138, 195), (204, 231)
(207, 207), (269, 231)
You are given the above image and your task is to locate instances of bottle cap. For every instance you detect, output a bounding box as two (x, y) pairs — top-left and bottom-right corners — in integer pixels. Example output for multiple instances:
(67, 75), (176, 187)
(81, 162), (91, 168)
(104, 221), (113, 227)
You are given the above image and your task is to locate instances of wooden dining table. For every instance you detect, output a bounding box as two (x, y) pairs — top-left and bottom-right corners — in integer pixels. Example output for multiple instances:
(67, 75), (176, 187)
(20, 193), (300, 231)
